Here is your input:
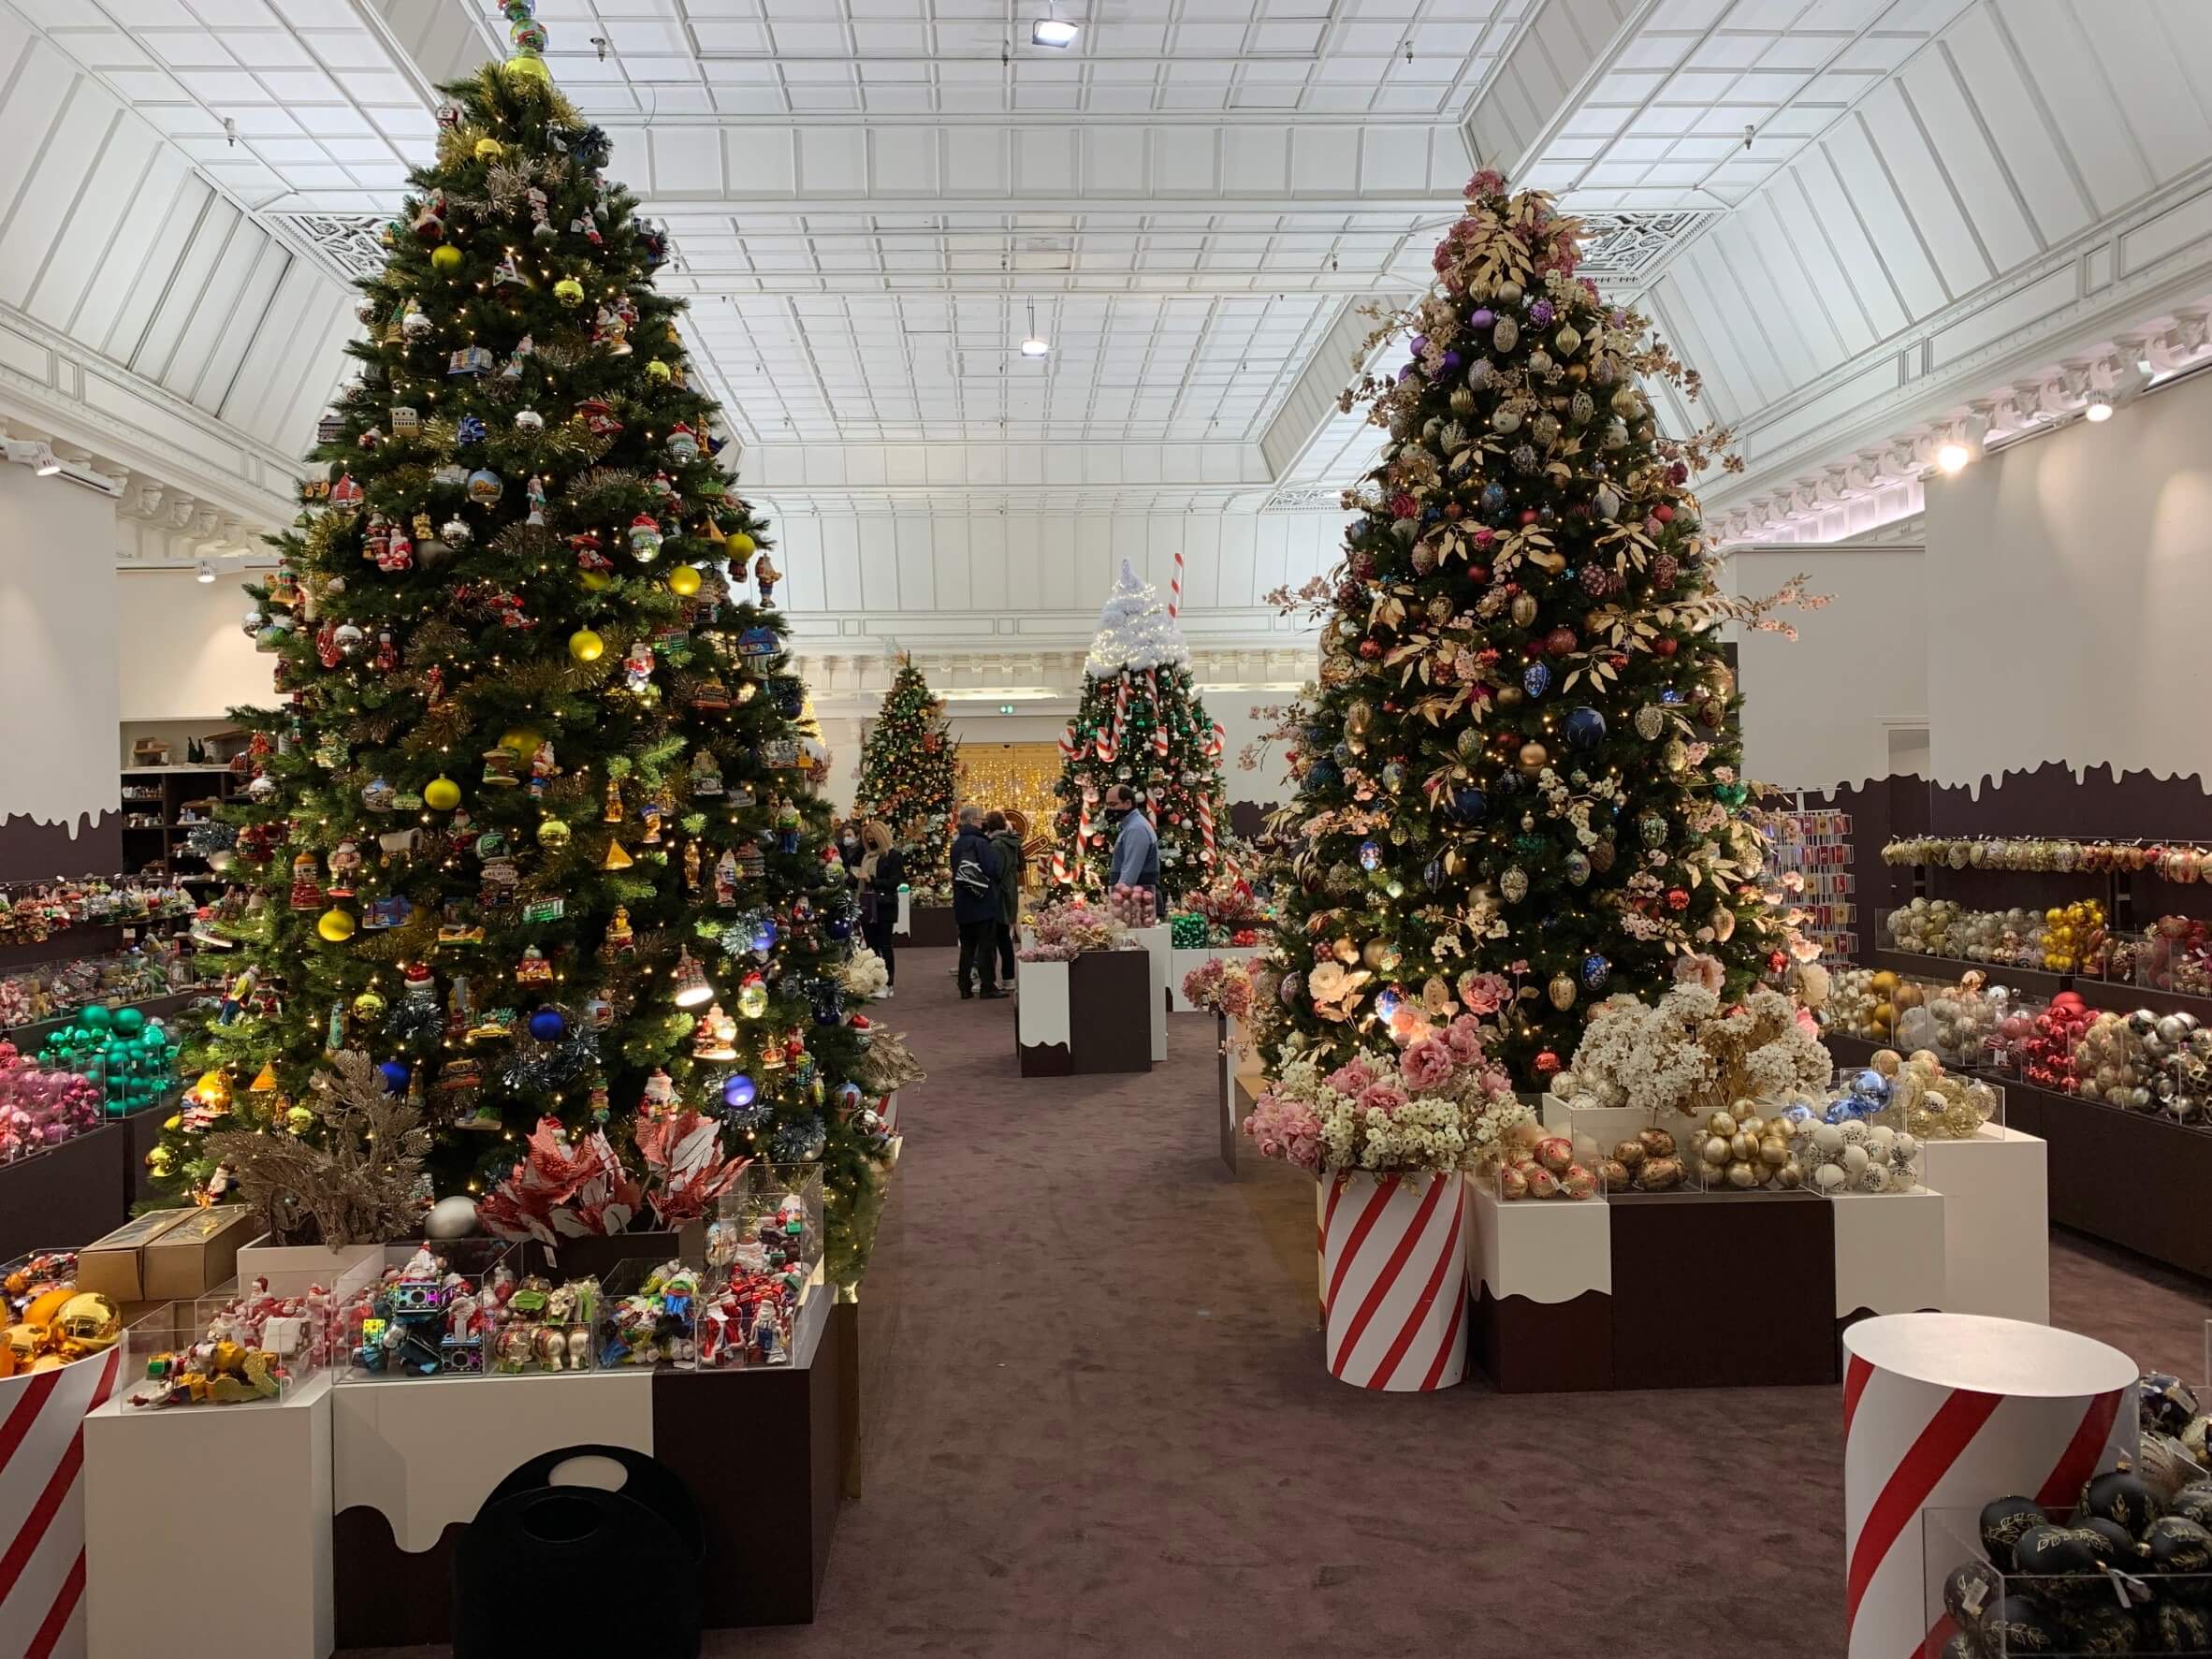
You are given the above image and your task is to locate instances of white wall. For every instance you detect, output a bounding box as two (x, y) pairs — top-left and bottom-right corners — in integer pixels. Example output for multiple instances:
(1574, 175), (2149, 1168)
(0, 469), (119, 825)
(1925, 371), (2212, 788)
(1728, 546), (1928, 793)
(116, 567), (268, 726)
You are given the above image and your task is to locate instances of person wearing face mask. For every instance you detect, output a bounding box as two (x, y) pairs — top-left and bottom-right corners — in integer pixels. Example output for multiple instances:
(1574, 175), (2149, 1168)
(1103, 784), (1159, 913)
(837, 821), (864, 871)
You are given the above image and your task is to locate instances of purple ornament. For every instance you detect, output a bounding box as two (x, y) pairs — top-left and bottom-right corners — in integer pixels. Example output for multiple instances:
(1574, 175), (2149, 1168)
(1441, 351), (1462, 372)
(1397, 363), (1418, 382)
(1529, 298), (1554, 326)
(1471, 308), (1495, 330)
(1410, 334), (1430, 356)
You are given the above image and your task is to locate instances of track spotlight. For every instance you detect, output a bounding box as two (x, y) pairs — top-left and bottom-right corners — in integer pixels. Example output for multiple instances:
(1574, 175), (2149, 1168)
(195, 560), (216, 583)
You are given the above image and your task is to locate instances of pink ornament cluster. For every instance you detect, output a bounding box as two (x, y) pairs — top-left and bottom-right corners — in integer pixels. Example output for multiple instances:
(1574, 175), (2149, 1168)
(1016, 897), (1125, 963)
(0, 1042), (102, 1162)
(1105, 884), (1156, 928)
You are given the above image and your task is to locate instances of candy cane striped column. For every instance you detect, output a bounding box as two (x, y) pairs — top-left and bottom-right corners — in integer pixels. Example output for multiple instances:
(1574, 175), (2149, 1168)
(1168, 547), (1183, 618)
(0, 1346), (124, 1659)
(1840, 1315), (2135, 1659)
(1319, 1170), (1467, 1391)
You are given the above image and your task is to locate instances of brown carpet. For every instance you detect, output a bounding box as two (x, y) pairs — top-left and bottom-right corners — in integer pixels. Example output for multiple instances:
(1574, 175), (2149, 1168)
(352, 946), (2209, 1659)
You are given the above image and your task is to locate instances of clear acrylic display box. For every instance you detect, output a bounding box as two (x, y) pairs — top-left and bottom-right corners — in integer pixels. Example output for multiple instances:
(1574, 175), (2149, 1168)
(338, 1239), (517, 1383)
(1919, 1502), (2212, 1656)
(710, 1163), (824, 1304)
(596, 1257), (703, 1370)
(486, 1273), (605, 1375)
(1567, 1105), (1700, 1194)
(122, 1292), (318, 1410)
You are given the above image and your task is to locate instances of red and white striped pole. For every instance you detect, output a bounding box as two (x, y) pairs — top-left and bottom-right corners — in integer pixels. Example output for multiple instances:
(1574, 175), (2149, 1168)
(0, 1346), (124, 1659)
(1168, 547), (1184, 618)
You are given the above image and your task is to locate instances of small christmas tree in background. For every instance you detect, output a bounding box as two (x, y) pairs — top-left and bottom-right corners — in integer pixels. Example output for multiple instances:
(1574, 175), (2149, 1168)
(852, 654), (959, 901)
(1250, 171), (1821, 1087)
(152, 24), (897, 1282)
(1049, 560), (1228, 904)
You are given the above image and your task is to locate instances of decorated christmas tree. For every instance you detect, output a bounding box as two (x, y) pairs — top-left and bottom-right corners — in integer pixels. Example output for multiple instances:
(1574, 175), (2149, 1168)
(1048, 560), (1228, 903)
(851, 654), (958, 901)
(152, 30), (893, 1275)
(1251, 173), (1820, 1087)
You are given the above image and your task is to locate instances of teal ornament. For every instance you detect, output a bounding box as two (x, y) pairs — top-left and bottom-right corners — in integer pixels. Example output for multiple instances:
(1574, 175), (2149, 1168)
(1715, 781), (1749, 808)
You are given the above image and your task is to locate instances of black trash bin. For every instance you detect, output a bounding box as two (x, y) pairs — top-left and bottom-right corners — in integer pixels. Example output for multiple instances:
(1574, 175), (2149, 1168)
(453, 1443), (705, 1657)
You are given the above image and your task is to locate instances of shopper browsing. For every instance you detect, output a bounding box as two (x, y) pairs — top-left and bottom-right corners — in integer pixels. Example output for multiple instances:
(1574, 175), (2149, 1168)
(1103, 785), (1160, 912)
(983, 810), (1024, 983)
(950, 806), (1005, 999)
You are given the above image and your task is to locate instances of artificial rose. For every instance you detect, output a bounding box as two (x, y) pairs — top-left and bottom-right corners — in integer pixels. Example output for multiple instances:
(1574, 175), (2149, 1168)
(1458, 972), (1510, 1017)
(1445, 1015), (1486, 1063)
(1358, 1084), (1407, 1117)
(1400, 1038), (1455, 1093)
(1326, 1059), (1377, 1097)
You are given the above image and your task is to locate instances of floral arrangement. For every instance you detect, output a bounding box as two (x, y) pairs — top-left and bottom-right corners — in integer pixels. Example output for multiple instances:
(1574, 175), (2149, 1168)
(1182, 956), (1256, 1021)
(1554, 979), (1829, 1121)
(1016, 897), (1127, 962)
(839, 944), (889, 998)
(1244, 1012), (1533, 1175)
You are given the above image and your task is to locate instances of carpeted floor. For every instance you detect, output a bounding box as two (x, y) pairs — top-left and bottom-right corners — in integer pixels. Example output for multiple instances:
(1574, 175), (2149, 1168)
(356, 946), (2209, 1658)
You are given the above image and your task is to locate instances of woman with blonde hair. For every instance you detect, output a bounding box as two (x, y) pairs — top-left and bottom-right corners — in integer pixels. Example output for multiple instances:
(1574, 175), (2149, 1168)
(857, 819), (903, 997)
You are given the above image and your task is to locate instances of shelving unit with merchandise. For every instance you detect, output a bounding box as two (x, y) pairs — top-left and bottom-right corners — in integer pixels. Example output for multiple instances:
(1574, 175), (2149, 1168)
(119, 765), (240, 884)
(1765, 799), (1855, 963)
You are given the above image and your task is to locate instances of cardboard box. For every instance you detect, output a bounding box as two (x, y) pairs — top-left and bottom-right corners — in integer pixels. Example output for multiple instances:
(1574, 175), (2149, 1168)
(75, 1210), (198, 1302)
(143, 1206), (260, 1301)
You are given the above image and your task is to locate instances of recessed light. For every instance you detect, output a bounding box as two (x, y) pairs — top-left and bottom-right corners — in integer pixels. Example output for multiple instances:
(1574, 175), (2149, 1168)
(1031, 15), (1079, 47)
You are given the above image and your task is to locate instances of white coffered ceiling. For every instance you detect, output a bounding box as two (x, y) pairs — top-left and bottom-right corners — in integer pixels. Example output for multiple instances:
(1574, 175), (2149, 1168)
(7, 0), (2212, 642)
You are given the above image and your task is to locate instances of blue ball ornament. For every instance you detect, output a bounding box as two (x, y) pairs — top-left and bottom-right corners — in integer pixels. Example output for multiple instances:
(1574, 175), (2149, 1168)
(1446, 787), (1487, 823)
(1854, 1069), (1891, 1102)
(1522, 662), (1551, 699)
(1580, 953), (1611, 991)
(1358, 838), (1382, 872)
(1563, 706), (1607, 750)
(528, 1006), (568, 1041)
(1304, 759), (1342, 793)
(1375, 986), (1404, 1023)
(722, 1072), (758, 1109)
(379, 1060), (410, 1094)
(750, 918), (779, 956)
(1490, 770), (1522, 800)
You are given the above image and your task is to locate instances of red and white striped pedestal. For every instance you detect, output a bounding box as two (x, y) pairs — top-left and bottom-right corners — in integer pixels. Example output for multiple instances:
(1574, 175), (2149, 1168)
(1318, 1171), (1467, 1391)
(0, 1347), (124, 1659)
(1840, 1313), (2135, 1659)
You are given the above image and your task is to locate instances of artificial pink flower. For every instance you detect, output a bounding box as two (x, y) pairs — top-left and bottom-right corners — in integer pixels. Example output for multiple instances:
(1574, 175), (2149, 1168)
(1459, 973), (1510, 1017)
(1480, 1066), (1513, 1097)
(1400, 1038), (1456, 1093)
(1465, 167), (1506, 197)
(1326, 1059), (1377, 1097)
(1445, 1014), (1486, 1062)
(1358, 1084), (1408, 1117)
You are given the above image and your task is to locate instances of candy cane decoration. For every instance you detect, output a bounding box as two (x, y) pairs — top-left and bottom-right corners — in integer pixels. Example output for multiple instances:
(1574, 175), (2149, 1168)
(1206, 720), (1225, 758)
(1056, 722), (1077, 758)
(1151, 726), (1170, 757)
(1197, 797), (1215, 865)
(1168, 547), (1184, 618)
(1050, 849), (1070, 886)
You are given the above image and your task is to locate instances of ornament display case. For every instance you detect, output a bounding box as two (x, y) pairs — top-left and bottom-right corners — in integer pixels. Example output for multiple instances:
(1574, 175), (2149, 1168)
(718, 1161), (824, 1308)
(337, 1240), (519, 1383)
(122, 1290), (321, 1409)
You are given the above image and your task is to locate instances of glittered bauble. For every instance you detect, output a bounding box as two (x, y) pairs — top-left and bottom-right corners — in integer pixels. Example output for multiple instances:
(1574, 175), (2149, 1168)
(1634, 704), (1666, 741)
(1637, 809), (1667, 846)
(1522, 662), (1551, 698)
(425, 1195), (480, 1240)
(1500, 866), (1529, 903)
(1563, 706), (1606, 750)
(1548, 973), (1576, 1011)
(1581, 953), (1610, 990)
(1358, 839), (1382, 872)
(1509, 592), (1538, 628)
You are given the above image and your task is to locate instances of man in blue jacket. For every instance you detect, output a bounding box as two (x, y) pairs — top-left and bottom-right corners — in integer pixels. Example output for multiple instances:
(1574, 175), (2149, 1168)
(1104, 785), (1160, 914)
(949, 805), (1005, 999)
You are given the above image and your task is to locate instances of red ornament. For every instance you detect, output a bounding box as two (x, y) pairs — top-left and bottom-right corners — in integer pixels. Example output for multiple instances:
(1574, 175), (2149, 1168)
(1653, 637), (1678, 658)
(1523, 638), (1547, 660)
(1472, 529), (1495, 550)
(1358, 638), (1383, 660)
(1519, 509), (1539, 526)
(1443, 502), (1463, 520)
(1545, 626), (1577, 655)
(1652, 503), (1676, 524)
(1666, 887), (1690, 911)
(1768, 950), (1788, 973)
(1533, 1050), (1562, 1077)
(1467, 564), (1490, 583)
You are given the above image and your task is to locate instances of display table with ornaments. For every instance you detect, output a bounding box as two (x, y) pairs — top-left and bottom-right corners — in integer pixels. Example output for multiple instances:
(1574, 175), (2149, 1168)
(1, 1343), (125, 1659)
(86, 1373), (336, 1659)
(891, 894), (957, 949)
(1130, 923), (1170, 1061)
(1013, 950), (1152, 1077)
(1169, 945), (1260, 1012)
(2004, 1078), (2212, 1279)
(1840, 1314), (2134, 1659)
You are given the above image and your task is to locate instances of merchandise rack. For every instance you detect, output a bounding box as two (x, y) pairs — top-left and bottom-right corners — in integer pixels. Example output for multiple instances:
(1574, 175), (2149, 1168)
(119, 764), (240, 878)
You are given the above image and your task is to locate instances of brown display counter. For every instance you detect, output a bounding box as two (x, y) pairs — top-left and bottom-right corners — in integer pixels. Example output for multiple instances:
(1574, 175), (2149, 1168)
(906, 903), (958, 949)
(0, 1122), (127, 1259)
(2018, 1079), (2212, 1278)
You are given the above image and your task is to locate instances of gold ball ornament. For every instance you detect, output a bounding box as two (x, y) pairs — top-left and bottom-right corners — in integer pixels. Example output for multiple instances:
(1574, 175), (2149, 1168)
(569, 628), (605, 662)
(474, 137), (504, 160)
(317, 909), (357, 942)
(536, 818), (573, 850)
(503, 52), (551, 82)
(285, 1104), (315, 1133)
(499, 727), (542, 758)
(578, 569), (610, 592)
(726, 530), (756, 559)
(1549, 973), (1576, 1011)
(1510, 592), (1539, 628)
(354, 990), (386, 1018)
(430, 245), (463, 272)
(553, 277), (586, 308)
(1518, 740), (1550, 772)
(666, 564), (702, 597)
(424, 776), (462, 810)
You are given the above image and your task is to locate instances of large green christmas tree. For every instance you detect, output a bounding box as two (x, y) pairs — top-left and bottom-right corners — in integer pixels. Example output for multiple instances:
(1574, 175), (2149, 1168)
(1048, 560), (1227, 903)
(1253, 174), (1818, 1086)
(852, 654), (958, 900)
(152, 33), (887, 1271)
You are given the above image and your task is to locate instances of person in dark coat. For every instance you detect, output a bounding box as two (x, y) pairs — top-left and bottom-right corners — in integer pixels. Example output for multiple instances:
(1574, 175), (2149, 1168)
(950, 806), (1004, 999)
(837, 819), (865, 871)
(858, 820), (904, 995)
(984, 810), (1024, 982)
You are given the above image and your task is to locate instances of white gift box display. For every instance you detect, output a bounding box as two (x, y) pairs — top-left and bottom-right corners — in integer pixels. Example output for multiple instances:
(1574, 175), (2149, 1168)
(1129, 923), (1170, 1062)
(0, 1346), (125, 1659)
(1840, 1314), (2133, 1659)
(1319, 1170), (1467, 1392)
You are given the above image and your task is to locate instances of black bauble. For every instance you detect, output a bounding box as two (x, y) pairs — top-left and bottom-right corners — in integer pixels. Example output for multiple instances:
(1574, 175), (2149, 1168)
(2139, 1599), (2212, 1652)
(2143, 1372), (2202, 1439)
(1943, 1558), (2001, 1631)
(2056, 1600), (2138, 1655)
(1938, 1634), (1977, 1659)
(2171, 1482), (2212, 1533)
(1980, 1496), (2052, 1569)
(1984, 1593), (2065, 1653)
(2076, 1468), (2164, 1535)
(2013, 1524), (2105, 1601)
(2147, 1515), (2212, 1598)
(2075, 1516), (2144, 1565)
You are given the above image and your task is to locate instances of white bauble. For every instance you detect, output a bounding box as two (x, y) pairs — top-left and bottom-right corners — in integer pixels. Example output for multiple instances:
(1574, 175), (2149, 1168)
(1842, 1143), (1870, 1174)
(425, 1195), (480, 1239)
(1813, 1163), (1845, 1190)
(1812, 1123), (1844, 1154)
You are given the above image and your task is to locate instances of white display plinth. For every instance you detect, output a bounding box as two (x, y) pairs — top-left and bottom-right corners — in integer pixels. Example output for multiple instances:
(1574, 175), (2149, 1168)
(1841, 1315), (2134, 1659)
(1015, 957), (1070, 1050)
(332, 1368), (653, 1552)
(1130, 923), (1170, 1061)
(1464, 1177), (1609, 1304)
(1919, 1126), (2048, 1324)
(1320, 1170), (1466, 1390)
(1829, 1187), (1946, 1318)
(85, 1373), (336, 1659)
(893, 888), (911, 937)
(1167, 944), (1260, 1011)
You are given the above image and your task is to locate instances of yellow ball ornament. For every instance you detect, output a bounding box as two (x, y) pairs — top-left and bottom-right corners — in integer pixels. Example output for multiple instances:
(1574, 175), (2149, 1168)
(646, 359), (672, 382)
(430, 245), (463, 272)
(316, 908), (357, 943)
(553, 277), (585, 308)
(425, 776), (462, 810)
(569, 628), (605, 662)
(285, 1104), (315, 1133)
(499, 727), (542, 758)
(578, 570), (610, 592)
(666, 564), (701, 597)
(474, 137), (504, 160)
(725, 531), (756, 559)
(503, 53), (550, 82)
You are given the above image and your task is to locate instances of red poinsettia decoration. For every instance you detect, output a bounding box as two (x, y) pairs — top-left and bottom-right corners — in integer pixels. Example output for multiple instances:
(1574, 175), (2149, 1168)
(634, 1108), (749, 1226)
(477, 1115), (643, 1250)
